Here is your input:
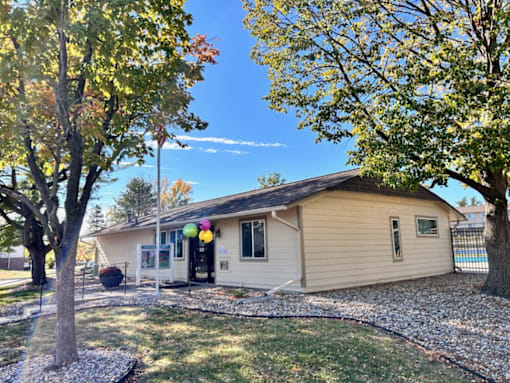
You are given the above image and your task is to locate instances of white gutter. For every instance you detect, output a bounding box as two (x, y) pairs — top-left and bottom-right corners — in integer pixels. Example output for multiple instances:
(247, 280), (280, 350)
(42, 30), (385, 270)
(265, 210), (303, 295)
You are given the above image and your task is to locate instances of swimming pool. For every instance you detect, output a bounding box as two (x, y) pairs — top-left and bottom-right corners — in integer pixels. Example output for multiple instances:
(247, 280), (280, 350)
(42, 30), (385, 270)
(455, 257), (488, 263)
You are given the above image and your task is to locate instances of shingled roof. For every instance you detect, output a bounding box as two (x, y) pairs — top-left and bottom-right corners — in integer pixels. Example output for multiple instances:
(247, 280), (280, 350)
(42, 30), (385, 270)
(90, 168), (463, 236)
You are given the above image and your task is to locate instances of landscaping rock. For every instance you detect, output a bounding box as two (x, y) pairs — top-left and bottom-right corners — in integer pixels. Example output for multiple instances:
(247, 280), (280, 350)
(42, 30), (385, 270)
(0, 350), (135, 383)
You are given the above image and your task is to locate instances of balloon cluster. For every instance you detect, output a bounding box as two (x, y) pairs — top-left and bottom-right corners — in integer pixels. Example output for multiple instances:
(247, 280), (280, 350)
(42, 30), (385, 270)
(183, 219), (213, 243)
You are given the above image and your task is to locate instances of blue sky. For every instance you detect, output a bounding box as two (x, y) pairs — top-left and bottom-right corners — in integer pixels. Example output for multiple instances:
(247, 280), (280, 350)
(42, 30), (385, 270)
(95, 0), (482, 210)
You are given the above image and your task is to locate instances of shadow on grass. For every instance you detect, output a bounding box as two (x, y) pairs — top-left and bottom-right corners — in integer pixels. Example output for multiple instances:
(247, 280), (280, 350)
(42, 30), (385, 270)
(0, 306), (470, 383)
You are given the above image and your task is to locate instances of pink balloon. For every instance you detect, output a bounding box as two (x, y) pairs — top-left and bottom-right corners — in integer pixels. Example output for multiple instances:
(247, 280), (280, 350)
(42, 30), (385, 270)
(200, 219), (211, 231)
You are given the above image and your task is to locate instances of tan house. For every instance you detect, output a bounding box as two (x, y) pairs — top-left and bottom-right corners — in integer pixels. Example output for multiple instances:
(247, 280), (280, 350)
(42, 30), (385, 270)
(89, 169), (464, 293)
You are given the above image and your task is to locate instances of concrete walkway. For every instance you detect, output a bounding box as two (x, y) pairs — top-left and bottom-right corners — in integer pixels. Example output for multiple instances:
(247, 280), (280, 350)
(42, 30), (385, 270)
(0, 278), (30, 288)
(0, 284), (194, 325)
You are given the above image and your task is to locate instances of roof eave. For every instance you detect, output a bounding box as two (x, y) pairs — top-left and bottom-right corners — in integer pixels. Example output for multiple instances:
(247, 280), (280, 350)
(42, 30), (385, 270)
(82, 205), (289, 238)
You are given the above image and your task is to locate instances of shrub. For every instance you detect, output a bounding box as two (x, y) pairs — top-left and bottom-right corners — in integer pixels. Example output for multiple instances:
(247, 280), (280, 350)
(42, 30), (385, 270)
(46, 252), (55, 269)
(232, 287), (247, 299)
(99, 266), (123, 277)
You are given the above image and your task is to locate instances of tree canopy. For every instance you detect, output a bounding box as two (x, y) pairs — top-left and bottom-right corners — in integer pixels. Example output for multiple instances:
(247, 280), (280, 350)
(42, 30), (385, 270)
(0, 0), (217, 365)
(108, 177), (155, 224)
(107, 177), (193, 224)
(244, 0), (510, 193)
(87, 204), (106, 233)
(257, 172), (286, 188)
(160, 178), (192, 209)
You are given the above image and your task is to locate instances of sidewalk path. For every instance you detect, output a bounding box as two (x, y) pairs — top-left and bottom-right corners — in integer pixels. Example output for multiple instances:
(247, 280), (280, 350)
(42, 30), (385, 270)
(0, 279), (30, 288)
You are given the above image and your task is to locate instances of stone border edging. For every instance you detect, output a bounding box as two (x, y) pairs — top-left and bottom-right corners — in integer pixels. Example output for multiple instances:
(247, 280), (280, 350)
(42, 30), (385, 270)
(1, 300), (495, 383)
(116, 357), (137, 383)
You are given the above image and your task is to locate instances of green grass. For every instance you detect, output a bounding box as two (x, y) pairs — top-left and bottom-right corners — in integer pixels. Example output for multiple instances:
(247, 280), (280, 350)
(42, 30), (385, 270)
(0, 269), (32, 280)
(0, 306), (470, 382)
(0, 286), (52, 307)
(0, 268), (57, 281)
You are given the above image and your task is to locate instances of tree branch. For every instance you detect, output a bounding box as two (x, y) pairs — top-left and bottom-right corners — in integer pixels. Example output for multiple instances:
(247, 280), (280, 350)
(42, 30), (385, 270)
(0, 185), (57, 250)
(444, 168), (492, 197)
(0, 207), (23, 231)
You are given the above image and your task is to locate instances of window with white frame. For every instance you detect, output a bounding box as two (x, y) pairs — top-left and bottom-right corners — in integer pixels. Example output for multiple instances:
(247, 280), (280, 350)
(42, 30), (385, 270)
(416, 217), (439, 236)
(390, 218), (403, 261)
(153, 231), (167, 245)
(240, 219), (266, 259)
(169, 229), (184, 259)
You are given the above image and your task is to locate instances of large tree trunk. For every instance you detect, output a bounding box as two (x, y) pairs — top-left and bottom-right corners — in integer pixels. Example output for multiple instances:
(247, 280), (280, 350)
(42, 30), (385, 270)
(54, 236), (79, 367)
(481, 172), (510, 298)
(29, 246), (47, 286)
(25, 218), (49, 286)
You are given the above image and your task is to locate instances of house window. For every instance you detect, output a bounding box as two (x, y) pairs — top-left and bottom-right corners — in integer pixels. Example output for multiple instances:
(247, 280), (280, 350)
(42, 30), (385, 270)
(416, 217), (439, 237)
(240, 219), (266, 259)
(153, 231), (168, 245)
(390, 218), (403, 261)
(169, 229), (184, 259)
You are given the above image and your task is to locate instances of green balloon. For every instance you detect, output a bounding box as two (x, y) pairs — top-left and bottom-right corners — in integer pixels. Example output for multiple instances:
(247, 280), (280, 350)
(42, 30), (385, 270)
(183, 223), (198, 238)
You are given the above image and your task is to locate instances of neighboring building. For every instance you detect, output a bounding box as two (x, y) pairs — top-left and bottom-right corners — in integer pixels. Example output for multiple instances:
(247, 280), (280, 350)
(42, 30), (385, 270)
(88, 169), (464, 293)
(456, 205), (510, 228)
(0, 245), (25, 270)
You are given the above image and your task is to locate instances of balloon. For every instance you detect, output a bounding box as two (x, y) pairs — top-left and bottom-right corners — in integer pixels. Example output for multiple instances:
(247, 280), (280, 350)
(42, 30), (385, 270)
(199, 219), (211, 231)
(200, 230), (213, 244)
(183, 223), (198, 238)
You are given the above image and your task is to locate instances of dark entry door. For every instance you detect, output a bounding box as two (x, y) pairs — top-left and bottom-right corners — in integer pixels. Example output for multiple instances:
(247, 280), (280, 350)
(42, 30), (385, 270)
(189, 229), (215, 283)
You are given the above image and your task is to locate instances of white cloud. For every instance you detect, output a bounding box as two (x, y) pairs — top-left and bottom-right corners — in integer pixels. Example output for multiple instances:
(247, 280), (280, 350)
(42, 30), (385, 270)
(147, 139), (192, 151)
(118, 161), (155, 168)
(184, 180), (200, 185)
(162, 141), (193, 150)
(198, 147), (248, 155)
(225, 150), (248, 155)
(175, 135), (287, 148)
(199, 148), (218, 154)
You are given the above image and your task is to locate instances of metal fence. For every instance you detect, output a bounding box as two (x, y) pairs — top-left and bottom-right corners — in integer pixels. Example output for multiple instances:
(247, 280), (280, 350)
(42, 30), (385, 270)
(450, 226), (488, 274)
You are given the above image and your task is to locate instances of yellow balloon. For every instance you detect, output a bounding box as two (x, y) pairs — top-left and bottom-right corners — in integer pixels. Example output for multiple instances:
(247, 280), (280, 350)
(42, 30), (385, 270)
(201, 230), (213, 243)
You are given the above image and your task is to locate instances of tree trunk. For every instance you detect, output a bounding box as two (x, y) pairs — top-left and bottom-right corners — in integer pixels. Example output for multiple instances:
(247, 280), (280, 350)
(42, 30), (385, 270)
(26, 218), (48, 286)
(29, 247), (47, 285)
(481, 173), (510, 298)
(54, 236), (79, 367)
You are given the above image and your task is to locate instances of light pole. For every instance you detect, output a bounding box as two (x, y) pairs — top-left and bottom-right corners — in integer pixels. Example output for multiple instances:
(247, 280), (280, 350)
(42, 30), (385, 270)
(154, 126), (165, 297)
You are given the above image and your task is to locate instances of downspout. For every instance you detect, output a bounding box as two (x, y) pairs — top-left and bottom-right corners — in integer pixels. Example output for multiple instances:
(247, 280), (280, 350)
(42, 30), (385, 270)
(450, 219), (460, 273)
(265, 210), (302, 295)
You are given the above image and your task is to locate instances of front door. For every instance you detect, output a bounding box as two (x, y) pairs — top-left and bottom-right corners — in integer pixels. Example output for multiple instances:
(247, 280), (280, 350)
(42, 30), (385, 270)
(189, 229), (215, 283)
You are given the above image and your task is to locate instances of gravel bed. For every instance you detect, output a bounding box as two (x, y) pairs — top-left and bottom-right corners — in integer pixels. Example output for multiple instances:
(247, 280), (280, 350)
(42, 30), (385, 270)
(129, 274), (509, 382)
(0, 349), (135, 383)
(1, 273), (508, 382)
(0, 302), (27, 317)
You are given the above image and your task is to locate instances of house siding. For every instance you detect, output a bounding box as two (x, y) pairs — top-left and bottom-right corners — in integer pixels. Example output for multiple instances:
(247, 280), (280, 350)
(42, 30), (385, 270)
(214, 207), (301, 290)
(301, 191), (454, 292)
(96, 229), (189, 281)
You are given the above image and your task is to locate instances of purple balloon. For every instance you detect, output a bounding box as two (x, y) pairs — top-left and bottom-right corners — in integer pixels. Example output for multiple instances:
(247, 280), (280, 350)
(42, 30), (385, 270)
(200, 219), (211, 231)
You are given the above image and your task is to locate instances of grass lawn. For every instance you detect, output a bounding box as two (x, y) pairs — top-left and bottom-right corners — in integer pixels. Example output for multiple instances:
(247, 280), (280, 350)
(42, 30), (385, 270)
(0, 269), (32, 280)
(0, 285), (53, 307)
(0, 268), (57, 281)
(0, 306), (470, 383)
